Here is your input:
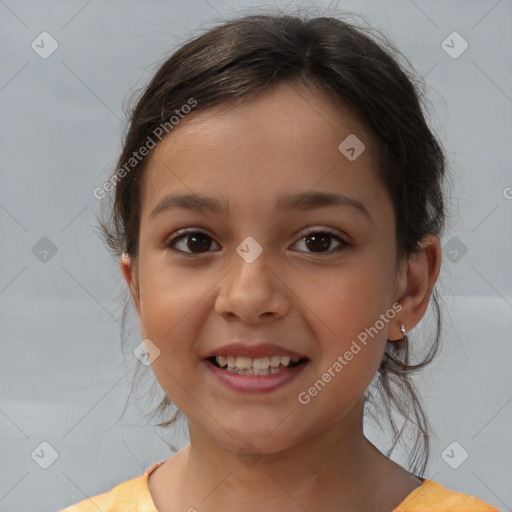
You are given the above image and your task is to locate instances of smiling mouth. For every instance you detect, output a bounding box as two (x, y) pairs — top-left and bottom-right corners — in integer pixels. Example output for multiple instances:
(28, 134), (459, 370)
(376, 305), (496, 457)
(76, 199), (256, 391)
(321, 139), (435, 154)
(207, 355), (308, 375)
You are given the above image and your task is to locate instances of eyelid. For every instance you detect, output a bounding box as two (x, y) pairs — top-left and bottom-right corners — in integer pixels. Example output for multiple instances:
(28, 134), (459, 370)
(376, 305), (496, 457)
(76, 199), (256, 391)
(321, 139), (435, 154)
(166, 227), (208, 241)
(294, 225), (346, 241)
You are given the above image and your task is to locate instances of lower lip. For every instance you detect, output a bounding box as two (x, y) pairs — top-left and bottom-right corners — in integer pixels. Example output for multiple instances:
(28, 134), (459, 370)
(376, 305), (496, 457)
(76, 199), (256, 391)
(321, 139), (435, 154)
(205, 359), (308, 393)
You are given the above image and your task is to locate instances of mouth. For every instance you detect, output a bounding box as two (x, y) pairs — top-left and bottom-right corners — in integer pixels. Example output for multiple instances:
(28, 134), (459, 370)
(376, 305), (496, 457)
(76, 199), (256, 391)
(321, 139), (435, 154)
(207, 355), (308, 376)
(203, 342), (310, 393)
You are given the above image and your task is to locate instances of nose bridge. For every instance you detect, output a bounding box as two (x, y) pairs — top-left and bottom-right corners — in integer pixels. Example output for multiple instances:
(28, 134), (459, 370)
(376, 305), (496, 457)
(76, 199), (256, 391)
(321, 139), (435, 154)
(215, 238), (288, 321)
(229, 239), (273, 291)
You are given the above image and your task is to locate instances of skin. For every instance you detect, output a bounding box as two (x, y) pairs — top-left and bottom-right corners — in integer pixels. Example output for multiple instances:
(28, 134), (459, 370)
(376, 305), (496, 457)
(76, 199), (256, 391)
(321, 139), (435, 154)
(120, 81), (442, 512)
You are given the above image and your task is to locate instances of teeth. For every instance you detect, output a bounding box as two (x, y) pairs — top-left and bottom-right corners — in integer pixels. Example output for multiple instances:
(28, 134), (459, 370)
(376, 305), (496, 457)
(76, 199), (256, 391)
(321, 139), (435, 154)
(253, 356), (269, 370)
(214, 355), (302, 373)
(236, 356), (252, 369)
(280, 356), (291, 366)
(270, 355), (280, 368)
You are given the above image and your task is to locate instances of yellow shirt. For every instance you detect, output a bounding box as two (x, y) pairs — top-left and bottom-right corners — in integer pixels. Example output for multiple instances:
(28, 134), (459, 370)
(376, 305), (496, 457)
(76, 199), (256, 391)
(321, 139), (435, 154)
(61, 460), (501, 511)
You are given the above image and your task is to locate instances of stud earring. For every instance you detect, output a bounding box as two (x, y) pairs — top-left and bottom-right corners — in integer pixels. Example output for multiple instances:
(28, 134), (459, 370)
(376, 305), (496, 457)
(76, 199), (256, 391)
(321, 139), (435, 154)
(400, 323), (407, 337)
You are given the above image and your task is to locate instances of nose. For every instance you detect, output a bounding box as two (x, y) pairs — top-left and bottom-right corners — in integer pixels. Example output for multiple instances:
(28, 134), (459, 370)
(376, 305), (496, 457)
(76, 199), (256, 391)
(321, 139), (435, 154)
(214, 248), (290, 324)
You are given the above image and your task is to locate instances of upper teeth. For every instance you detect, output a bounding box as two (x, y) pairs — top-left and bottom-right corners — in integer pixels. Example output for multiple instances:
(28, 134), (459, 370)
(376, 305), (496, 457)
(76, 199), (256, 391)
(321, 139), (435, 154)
(215, 355), (300, 370)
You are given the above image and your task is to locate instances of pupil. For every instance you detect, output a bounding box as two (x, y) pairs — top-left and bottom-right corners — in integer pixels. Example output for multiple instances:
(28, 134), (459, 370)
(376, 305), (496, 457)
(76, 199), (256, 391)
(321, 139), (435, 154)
(306, 233), (331, 252)
(188, 233), (211, 252)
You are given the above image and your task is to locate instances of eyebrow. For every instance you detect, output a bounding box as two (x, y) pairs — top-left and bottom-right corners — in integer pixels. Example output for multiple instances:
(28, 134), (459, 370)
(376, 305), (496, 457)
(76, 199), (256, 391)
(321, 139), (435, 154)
(149, 194), (230, 220)
(149, 191), (371, 222)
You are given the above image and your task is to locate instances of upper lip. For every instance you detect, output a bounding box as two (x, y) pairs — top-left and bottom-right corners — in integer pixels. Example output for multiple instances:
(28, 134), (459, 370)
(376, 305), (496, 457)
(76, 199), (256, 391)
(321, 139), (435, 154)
(203, 342), (308, 360)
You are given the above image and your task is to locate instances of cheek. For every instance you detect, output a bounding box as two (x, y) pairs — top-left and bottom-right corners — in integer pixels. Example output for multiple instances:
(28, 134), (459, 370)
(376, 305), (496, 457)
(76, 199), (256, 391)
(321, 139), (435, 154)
(301, 253), (396, 339)
(297, 254), (394, 398)
(139, 261), (206, 336)
(137, 265), (208, 387)
(138, 273), (206, 413)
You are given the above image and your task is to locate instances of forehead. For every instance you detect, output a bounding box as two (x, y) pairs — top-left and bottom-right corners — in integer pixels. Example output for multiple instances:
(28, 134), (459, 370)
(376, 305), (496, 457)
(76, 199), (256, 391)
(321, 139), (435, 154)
(139, 81), (386, 217)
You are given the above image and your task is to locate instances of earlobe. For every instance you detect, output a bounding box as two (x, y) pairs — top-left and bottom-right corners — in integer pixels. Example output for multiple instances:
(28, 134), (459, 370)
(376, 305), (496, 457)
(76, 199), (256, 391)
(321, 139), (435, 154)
(390, 234), (442, 340)
(120, 252), (141, 314)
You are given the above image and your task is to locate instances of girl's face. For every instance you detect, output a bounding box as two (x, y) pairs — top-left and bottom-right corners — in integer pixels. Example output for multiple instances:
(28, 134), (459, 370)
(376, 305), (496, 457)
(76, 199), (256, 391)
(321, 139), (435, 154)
(122, 82), (407, 453)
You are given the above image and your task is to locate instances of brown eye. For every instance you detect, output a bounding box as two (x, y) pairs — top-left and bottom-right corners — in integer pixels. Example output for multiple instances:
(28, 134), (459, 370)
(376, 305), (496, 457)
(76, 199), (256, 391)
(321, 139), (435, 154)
(292, 230), (348, 254)
(167, 231), (220, 254)
(304, 233), (332, 252)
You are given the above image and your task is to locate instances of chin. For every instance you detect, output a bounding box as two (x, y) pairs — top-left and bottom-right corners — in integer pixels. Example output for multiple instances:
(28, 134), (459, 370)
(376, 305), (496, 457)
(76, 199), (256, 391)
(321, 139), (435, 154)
(204, 417), (306, 456)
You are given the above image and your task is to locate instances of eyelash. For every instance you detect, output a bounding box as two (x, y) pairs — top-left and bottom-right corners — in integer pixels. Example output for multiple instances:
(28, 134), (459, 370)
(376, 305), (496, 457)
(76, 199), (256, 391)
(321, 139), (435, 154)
(165, 227), (350, 255)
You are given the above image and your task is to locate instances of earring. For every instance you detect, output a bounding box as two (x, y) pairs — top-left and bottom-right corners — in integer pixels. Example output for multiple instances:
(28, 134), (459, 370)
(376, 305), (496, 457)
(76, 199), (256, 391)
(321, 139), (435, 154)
(400, 323), (407, 337)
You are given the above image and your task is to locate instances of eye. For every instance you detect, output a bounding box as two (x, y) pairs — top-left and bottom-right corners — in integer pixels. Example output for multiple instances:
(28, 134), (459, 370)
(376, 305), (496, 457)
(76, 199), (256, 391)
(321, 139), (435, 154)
(166, 228), (348, 255)
(291, 229), (349, 254)
(166, 230), (220, 254)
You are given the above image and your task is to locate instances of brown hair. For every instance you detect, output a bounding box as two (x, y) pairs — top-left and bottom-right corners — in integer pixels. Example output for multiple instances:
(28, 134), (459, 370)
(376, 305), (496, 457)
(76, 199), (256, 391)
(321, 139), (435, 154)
(100, 10), (447, 477)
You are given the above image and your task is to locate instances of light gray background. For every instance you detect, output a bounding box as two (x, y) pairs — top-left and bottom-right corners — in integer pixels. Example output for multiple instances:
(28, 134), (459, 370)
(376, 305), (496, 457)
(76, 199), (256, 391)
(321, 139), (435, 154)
(1, 1), (511, 511)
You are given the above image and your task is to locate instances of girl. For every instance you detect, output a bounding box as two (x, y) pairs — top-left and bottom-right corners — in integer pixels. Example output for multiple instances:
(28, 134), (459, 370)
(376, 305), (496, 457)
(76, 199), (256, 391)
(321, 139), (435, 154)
(62, 11), (500, 512)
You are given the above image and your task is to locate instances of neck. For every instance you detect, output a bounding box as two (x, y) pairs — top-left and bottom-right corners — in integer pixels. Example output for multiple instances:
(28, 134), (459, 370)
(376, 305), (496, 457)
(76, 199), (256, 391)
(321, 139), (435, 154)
(172, 398), (393, 511)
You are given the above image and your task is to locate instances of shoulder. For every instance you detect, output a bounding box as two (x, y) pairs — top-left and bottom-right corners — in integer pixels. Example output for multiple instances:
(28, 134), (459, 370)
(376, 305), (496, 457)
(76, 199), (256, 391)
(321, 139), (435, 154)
(59, 461), (165, 512)
(394, 479), (502, 512)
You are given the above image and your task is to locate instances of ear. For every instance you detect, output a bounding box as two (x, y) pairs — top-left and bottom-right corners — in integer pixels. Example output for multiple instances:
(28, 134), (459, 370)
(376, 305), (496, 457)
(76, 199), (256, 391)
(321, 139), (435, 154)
(120, 253), (141, 317)
(390, 234), (442, 340)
